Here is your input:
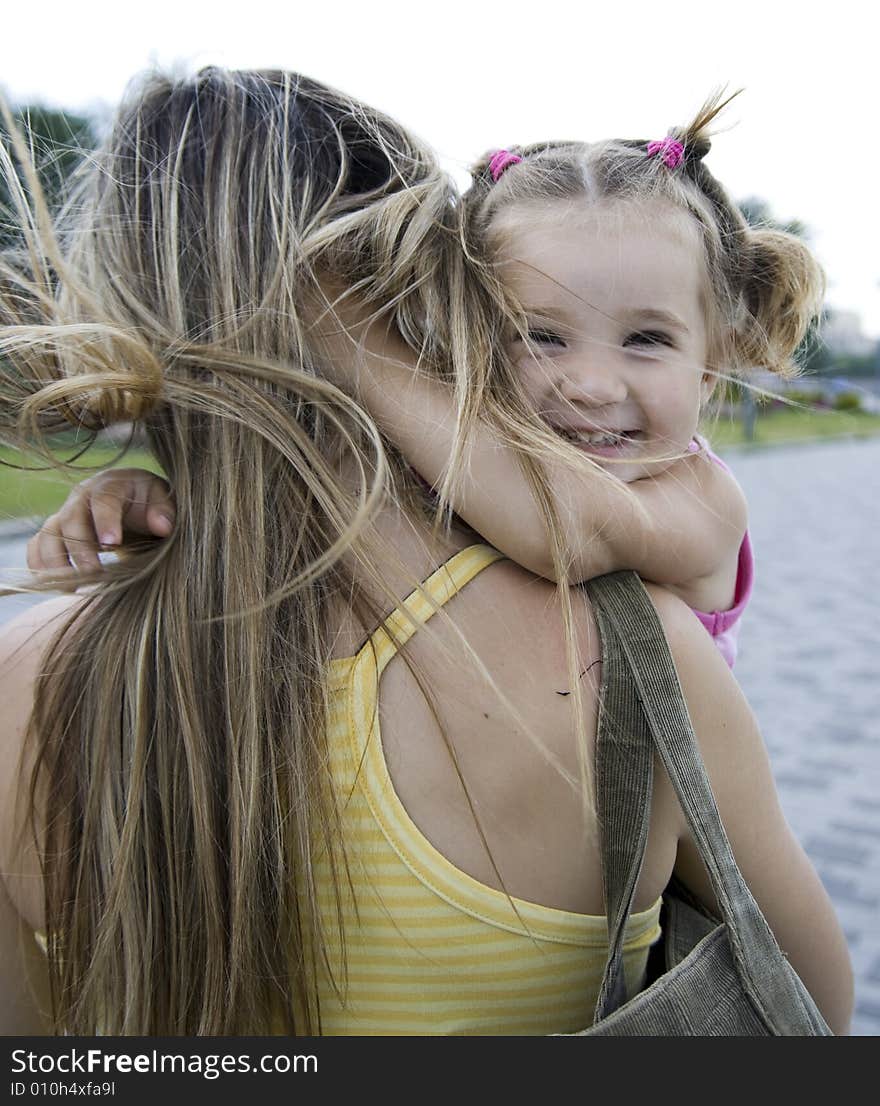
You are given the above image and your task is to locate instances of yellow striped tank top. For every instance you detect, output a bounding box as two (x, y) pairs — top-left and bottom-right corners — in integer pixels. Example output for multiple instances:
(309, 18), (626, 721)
(315, 544), (661, 1035)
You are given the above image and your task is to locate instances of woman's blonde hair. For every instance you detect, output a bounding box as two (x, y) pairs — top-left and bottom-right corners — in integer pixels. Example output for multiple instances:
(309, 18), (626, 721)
(460, 92), (825, 386)
(0, 67), (663, 1035)
(0, 67), (537, 1035)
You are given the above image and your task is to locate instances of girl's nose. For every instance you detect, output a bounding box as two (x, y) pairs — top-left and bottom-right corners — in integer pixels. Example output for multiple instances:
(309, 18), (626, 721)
(558, 352), (627, 407)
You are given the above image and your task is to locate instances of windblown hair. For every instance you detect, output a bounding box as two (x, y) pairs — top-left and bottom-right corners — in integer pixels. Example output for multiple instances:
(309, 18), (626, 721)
(4, 73), (758, 1037)
(461, 91), (825, 383)
(0, 67), (527, 1034)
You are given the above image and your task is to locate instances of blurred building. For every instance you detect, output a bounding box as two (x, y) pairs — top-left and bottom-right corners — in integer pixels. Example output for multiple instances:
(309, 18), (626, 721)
(821, 309), (877, 358)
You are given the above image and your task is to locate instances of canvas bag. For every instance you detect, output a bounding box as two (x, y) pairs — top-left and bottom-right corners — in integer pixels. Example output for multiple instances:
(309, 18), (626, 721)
(566, 571), (831, 1036)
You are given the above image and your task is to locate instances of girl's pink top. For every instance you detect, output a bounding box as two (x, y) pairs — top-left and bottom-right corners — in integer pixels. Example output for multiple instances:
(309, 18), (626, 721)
(690, 529), (754, 668)
(689, 443), (754, 668)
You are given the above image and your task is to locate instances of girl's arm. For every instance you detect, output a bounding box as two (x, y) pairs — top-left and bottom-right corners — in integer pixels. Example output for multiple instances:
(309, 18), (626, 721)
(346, 326), (747, 602)
(27, 326), (746, 607)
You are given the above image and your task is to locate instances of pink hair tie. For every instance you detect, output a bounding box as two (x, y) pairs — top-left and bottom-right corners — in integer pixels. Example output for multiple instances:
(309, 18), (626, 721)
(488, 149), (523, 182)
(646, 136), (685, 170)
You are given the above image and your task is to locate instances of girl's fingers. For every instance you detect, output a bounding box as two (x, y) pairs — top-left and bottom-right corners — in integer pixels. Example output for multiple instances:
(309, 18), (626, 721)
(25, 531), (48, 572)
(27, 517), (71, 570)
(91, 471), (173, 539)
(145, 477), (175, 536)
(122, 475), (174, 537)
(27, 490), (109, 573)
(24, 470), (175, 577)
(26, 519), (83, 590)
(88, 487), (131, 547)
(59, 510), (104, 573)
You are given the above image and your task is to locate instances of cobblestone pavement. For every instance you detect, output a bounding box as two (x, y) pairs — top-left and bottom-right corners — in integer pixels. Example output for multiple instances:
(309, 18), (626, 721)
(1, 436), (878, 1034)
(720, 437), (880, 1036)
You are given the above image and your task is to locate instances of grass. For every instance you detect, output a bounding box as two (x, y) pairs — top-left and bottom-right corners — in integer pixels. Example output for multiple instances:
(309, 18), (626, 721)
(0, 444), (162, 522)
(701, 407), (880, 449)
(2, 406), (880, 520)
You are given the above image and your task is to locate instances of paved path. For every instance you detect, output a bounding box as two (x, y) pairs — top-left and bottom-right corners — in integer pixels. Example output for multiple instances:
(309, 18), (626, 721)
(1, 436), (878, 1034)
(721, 437), (880, 1036)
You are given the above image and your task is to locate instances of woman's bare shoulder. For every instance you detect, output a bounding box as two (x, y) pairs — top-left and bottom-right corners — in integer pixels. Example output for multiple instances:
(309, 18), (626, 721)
(0, 595), (85, 791)
(0, 596), (84, 919)
(0, 595), (84, 719)
(0, 599), (72, 1034)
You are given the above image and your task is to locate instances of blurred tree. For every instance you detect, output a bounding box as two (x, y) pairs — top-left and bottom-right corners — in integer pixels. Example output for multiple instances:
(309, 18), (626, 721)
(0, 105), (97, 248)
(831, 347), (880, 378)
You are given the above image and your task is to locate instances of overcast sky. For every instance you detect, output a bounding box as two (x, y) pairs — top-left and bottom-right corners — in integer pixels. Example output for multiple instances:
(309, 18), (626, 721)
(4, 0), (877, 337)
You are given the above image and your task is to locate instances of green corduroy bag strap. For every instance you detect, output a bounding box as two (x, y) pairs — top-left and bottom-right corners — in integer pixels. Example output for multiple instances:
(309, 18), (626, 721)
(575, 571), (830, 1036)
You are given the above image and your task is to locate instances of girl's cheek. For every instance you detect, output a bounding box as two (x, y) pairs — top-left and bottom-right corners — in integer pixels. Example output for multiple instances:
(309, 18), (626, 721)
(518, 350), (556, 382)
(518, 368), (550, 409)
(508, 352), (539, 388)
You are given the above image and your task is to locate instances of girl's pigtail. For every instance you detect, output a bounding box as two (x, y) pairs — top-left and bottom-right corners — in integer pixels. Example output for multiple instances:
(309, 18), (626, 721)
(665, 89), (823, 377)
(679, 88), (741, 165)
(736, 228), (825, 376)
(470, 147), (523, 186)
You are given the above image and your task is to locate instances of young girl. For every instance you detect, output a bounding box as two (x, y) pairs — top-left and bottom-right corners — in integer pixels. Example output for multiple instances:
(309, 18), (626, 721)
(31, 95), (823, 668)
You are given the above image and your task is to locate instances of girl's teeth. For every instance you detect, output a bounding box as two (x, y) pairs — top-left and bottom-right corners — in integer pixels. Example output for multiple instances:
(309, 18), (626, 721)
(566, 431), (626, 445)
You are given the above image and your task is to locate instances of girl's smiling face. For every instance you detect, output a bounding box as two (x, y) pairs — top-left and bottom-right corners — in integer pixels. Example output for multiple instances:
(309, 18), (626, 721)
(495, 197), (715, 483)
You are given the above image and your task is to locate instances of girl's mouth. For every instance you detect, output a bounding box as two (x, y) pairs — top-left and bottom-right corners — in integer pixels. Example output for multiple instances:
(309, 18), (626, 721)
(556, 428), (643, 452)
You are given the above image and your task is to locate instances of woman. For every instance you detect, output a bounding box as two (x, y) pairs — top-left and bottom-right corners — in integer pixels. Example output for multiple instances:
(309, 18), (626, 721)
(0, 68), (852, 1035)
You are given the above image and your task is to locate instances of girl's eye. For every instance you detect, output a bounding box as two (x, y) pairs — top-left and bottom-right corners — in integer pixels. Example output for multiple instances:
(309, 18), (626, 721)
(624, 330), (674, 349)
(526, 328), (566, 348)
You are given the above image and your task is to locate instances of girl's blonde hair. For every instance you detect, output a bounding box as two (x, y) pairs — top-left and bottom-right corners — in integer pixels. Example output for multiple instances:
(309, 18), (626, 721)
(1, 67), (538, 1034)
(460, 92), (825, 384)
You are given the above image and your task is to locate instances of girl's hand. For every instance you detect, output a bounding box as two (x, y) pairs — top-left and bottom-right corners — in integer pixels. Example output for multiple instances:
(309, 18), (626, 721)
(26, 469), (176, 573)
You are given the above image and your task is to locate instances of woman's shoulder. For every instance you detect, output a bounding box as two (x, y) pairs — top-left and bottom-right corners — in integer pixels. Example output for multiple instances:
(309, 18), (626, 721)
(0, 594), (84, 928)
(640, 581), (753, 766)
(0, 594), (84, 716)
(332, 508), (562, 656)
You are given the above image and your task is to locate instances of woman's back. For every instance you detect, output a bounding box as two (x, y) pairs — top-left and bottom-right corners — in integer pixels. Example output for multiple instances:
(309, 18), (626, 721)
(0, 505), (682, 1035)
(0, 506), (677, 929)
(0, 498), (854, 1033)
(312, 509), (684, 1032)
(329, 509), (681, 916)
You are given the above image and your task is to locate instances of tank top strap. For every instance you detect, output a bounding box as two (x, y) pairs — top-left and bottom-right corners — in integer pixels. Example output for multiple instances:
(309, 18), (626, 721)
(367, 543), (506, 676)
